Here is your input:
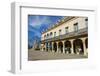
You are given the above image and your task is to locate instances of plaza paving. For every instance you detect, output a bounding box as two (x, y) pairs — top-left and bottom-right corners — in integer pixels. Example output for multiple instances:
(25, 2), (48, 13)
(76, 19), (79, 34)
(28, 49), (88, 61)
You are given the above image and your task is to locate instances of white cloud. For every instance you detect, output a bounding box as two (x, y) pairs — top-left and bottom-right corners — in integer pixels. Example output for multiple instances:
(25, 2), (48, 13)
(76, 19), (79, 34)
(29, 16), (51, 27)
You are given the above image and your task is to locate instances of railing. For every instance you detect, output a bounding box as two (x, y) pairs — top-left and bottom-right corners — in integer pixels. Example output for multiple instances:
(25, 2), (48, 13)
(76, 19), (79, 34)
(41, 27), (88, 43)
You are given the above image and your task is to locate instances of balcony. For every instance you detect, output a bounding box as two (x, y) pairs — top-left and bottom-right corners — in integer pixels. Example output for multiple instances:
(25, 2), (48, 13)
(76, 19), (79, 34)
(41, 27), (88, 43)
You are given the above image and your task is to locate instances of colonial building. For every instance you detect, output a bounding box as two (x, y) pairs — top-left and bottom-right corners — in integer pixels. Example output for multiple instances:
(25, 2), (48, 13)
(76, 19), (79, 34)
(41, 16), (88, 56)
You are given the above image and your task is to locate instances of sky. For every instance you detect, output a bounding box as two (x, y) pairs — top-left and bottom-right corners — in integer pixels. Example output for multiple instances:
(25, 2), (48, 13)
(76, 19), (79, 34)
(28, 15), (65, 47)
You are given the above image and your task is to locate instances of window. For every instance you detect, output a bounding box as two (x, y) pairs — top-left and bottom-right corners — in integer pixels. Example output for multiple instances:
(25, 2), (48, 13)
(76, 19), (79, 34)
(65, 27), (69, 34)
(85, 18), (88, 27)
(59, 29), (62, 35)
(54, 32), (56, 37)
(44, 35), (46, 39)
(50, 32), (53, 38)
(47, 33), (49, 39)
(74, 23), (78, 32)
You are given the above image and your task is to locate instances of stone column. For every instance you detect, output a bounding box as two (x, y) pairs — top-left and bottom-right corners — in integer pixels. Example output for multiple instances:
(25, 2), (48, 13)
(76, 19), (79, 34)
(62, 41), (65, 53)
(44, 43), (46, 51)
(52, 42), (54, 52)
(70, 40), (74, 54)
(45, 43), (47, 51)
(82, 38), (87, 56)
(56, 42), (59, 53)
(48, 42), (50, 52)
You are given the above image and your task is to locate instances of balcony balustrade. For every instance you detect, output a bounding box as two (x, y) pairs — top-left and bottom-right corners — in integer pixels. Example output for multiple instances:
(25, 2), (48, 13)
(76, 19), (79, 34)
(41, 27), (88, 43)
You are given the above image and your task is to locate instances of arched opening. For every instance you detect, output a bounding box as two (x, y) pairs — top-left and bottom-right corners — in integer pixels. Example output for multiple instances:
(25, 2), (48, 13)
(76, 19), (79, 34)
(73, 39), (84, 54)
(85, 38), (88, 48)
(58, 41), (63, 53)
(64, 41), (71, 54)
(50, 32), (53, 38)
(47, 33), (49, 39)
(53, 42), (57, 52)
(43, 43), (45, 51)
(44, 35), (46, 40)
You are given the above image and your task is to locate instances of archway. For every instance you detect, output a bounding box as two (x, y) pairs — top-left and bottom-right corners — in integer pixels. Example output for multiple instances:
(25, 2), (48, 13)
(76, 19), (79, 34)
(85, 38), (88, 49)
(73, 39), (84, 54)
(43, 43), (45, 51)
(58, 41), (63, 53)
(64, 41), (71, 53)
(53, 42), (57, 52)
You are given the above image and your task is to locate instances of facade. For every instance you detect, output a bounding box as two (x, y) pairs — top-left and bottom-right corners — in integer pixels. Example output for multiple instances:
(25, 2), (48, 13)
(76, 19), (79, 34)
(41, 16), (88, 56)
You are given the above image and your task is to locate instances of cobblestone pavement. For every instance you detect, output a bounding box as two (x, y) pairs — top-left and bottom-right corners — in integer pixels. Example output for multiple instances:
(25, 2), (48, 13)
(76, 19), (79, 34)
(28, 49), (88, 61)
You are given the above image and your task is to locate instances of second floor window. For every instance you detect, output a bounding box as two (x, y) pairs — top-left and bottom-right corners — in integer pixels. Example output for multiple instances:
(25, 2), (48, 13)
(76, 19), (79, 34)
(50, 32), (53, 38)
(74, 23), (78, 32)
(54, 32), (56, 37)
(47, 34), (49, 39)
(44, 35), (46, 39)
(59, 29), (62, 35)
(65, 27), (69, 34)
(85, 18), (88, 27)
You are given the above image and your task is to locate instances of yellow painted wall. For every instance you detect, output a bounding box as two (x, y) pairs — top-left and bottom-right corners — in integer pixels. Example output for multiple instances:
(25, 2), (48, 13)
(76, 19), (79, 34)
(41, 17), (87, 40)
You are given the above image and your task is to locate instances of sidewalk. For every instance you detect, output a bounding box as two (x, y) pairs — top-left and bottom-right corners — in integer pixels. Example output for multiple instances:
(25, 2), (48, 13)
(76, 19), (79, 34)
(28, 49), (88, 61)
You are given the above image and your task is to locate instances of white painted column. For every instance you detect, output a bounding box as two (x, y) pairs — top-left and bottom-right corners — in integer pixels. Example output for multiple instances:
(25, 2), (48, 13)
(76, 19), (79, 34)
(45, 43), (47, 51)
(82, 38), (87, 56)
(48, 42), (50, 52)
(56, 42), (59, 53)
(62, 41), (65, 53)
(52, 42), (54, 52)
(70, 40), (74, 54)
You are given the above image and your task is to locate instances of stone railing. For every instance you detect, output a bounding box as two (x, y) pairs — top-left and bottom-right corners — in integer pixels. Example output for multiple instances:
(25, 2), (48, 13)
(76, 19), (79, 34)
(41, 27), (88, 43)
